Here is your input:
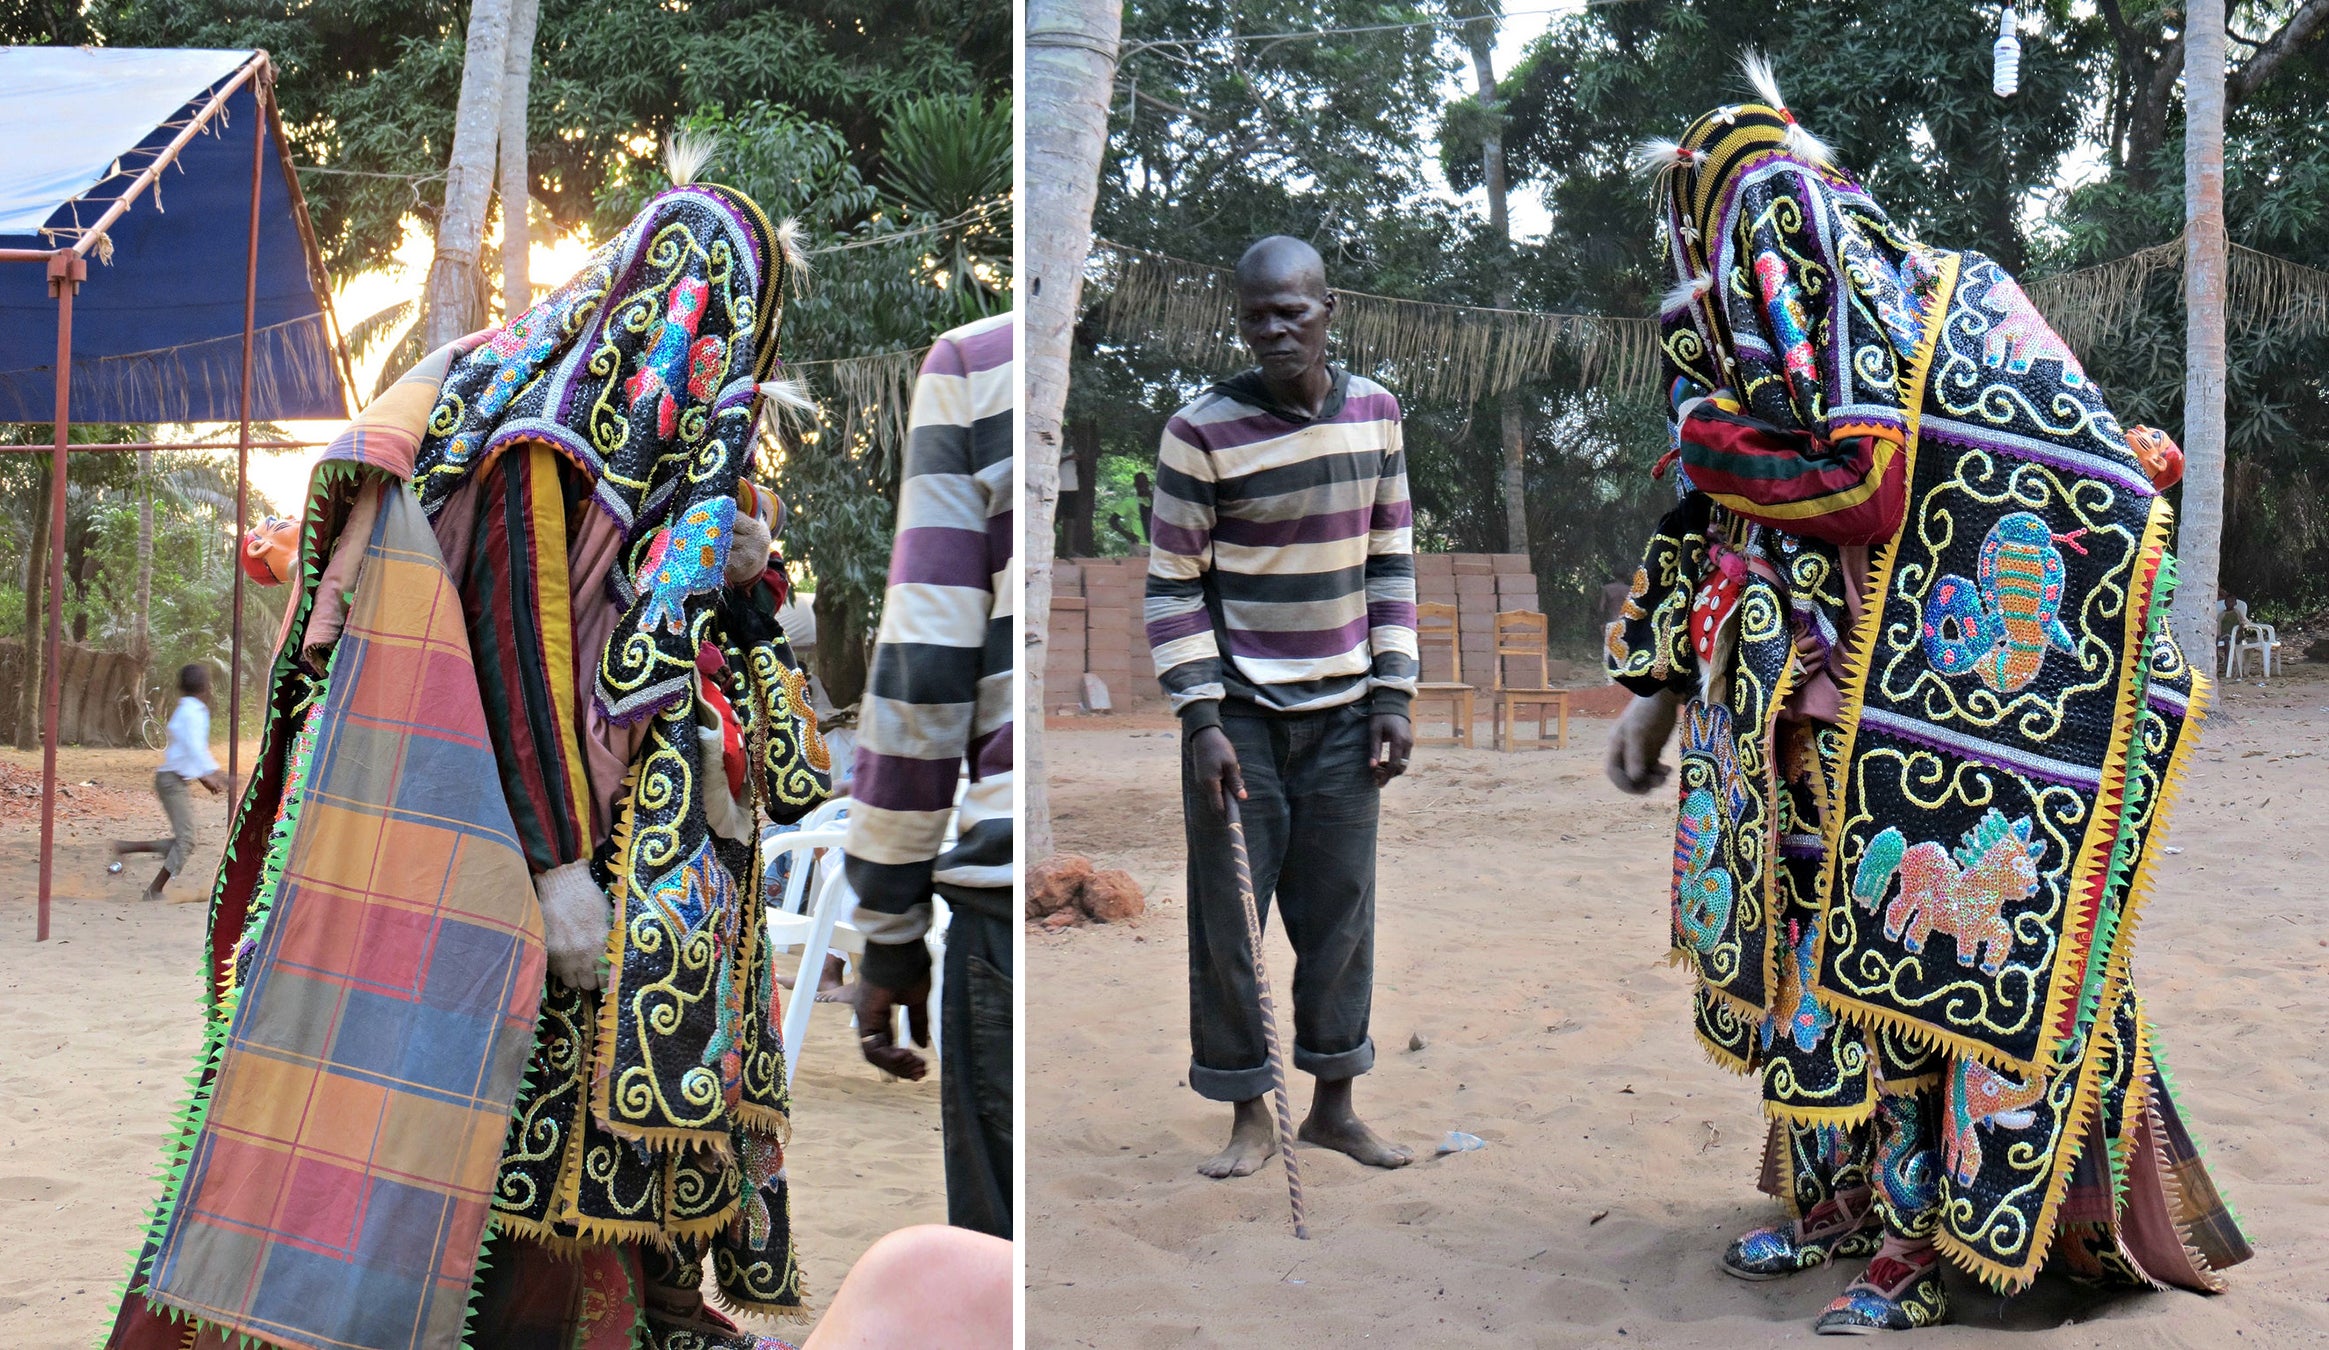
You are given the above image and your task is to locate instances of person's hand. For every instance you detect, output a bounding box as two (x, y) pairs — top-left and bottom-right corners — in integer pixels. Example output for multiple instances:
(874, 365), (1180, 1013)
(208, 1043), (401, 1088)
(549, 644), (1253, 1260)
(1606, 690), (1682, 795)
(854, 977), (931, 1081)
(724, 511), (772, 587)
(1190, 725), (1245, 815)
(1369, 713), (1412, 787)
(1793, 630), (1828, 681)
(200, 772), (226, 795)
(534, 861), (615, 990)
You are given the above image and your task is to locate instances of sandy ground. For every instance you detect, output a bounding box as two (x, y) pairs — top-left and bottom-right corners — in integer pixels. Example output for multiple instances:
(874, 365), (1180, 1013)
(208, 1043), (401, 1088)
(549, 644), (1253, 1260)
(1028, 668), (2329, 1349)
(0, 747), (942, 1348)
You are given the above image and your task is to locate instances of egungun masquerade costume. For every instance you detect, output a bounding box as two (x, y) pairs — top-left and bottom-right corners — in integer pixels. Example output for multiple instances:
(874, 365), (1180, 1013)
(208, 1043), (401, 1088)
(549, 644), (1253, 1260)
(1606, 57), (2249, 1333)
(107, 172), (830, 1350)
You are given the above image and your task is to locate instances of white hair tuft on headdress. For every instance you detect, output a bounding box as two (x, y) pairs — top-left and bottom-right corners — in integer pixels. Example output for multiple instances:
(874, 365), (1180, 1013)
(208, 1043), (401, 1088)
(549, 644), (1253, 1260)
(1738, 51), (1832, 165)
(756, 377), (817, 416)
(753, 376), (818, 443)
(1631, 138), (1691, 180)
(1740, 50), (1788, 111)
(664, 131), (719, 188)
(1659, 272), (1715, 316)
(774, 218), (811, 294)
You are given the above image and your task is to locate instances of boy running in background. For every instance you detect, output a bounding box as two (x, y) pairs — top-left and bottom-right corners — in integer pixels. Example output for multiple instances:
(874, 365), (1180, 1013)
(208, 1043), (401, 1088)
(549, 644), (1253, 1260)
(110, 663), (224, 900)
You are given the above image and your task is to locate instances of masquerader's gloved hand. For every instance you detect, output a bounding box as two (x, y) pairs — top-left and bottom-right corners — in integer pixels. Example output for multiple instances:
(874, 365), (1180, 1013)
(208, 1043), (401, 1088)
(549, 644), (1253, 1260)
(1606, 689), (1682, 796)
(725, 510), (772, 588)
(535, 860), (615, 990)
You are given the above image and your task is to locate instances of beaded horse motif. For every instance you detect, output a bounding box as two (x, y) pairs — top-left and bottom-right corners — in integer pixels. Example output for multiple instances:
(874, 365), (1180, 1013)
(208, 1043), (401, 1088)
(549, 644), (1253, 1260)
(1850, 809), (2043, 977)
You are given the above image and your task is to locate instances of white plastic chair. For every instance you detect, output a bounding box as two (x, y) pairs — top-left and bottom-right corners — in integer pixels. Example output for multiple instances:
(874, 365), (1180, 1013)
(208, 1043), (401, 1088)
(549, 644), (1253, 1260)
(2224, 600), (2281, 680)
(760, 779), (968, 1088)
(761, 815), (861, 1090)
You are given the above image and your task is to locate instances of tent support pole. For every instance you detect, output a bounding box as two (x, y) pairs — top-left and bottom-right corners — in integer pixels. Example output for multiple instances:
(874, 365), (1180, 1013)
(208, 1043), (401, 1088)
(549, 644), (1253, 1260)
(230, 75), (265, 806)
(38, 250), (85, 942)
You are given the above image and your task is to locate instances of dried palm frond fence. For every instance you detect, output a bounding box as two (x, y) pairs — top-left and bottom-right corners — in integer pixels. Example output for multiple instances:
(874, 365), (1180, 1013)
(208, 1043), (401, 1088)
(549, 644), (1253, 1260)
(1089, 239), (1665, 403)
(784, 346), (928, 470)
(2026, 235), (2329, 353)
(1089, 235), (2329, 403)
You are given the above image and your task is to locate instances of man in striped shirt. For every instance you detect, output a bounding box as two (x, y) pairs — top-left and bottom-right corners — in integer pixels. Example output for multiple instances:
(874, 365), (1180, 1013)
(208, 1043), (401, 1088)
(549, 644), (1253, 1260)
(1148, 236), (1419, 1179)
(846, 310), (1015, 1236)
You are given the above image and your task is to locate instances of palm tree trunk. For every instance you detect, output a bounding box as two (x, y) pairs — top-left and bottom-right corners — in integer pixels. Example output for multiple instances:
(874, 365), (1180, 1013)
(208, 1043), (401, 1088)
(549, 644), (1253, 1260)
(2174, 0), (2226, 668)
(422, 0), (514, 349)
(1024, 0), (1123, 861)
(1463, 13), (1530, 562)
(498, 0), (539, 319)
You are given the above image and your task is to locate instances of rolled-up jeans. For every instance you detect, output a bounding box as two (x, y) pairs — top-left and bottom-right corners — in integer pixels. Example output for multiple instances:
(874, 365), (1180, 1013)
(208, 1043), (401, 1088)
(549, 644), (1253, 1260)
(1183, 699), (1379, 1102)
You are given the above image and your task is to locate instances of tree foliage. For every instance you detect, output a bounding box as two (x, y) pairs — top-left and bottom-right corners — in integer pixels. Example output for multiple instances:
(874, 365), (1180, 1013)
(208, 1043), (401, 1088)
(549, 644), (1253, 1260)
(661, 96), (1013, 705)
(1081, 0), (2329, 644)
(90, 0), (1011, 274)
(9, 0), (1010, 722)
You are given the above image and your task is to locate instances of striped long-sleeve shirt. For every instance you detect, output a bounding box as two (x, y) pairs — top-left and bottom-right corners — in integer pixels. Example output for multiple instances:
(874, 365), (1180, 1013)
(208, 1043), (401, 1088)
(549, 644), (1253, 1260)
(1145, 366), (1417, 731)
(845, 312), (1014, 979)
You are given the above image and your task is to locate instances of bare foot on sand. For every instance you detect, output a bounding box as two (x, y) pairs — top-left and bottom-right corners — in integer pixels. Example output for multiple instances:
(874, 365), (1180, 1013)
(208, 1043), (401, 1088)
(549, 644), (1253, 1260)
(777, 955), (853, 1001)
(1299, 1077), (1413, 1169)
(1197, 1097), (1278, 1178)
(812, 954), (853, 1002)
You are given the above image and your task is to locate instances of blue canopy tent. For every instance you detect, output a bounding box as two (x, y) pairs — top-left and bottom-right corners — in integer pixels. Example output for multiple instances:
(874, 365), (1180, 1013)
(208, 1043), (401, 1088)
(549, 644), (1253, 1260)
(0, 47), (353, 938)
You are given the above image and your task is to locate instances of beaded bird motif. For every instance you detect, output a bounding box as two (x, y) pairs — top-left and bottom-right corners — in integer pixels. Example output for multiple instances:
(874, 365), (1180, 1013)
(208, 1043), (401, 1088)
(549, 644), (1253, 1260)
(637, 496), (736, 636)
(1920, 511), (2084, 694)
(1752, 248), (1821, 404)
(471, 296), (571, 422)
(1852, 809), (2042, 977)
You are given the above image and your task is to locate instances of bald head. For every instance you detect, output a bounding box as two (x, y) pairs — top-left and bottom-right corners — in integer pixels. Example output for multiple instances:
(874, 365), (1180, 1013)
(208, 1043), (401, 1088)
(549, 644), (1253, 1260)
(1234, 235), (1328, 300)
(1233, 236), (1336, 397)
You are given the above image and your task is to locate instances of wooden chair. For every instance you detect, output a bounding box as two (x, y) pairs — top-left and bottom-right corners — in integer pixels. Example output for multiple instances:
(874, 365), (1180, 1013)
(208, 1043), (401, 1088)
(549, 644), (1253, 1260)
(1411, 601), (1475, 748)
(1491, 610), (1569, 750)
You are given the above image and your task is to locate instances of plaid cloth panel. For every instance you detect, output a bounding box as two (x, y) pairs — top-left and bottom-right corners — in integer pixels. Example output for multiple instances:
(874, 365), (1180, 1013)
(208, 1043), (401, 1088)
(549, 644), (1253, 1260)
(145, 490), (548, 1350)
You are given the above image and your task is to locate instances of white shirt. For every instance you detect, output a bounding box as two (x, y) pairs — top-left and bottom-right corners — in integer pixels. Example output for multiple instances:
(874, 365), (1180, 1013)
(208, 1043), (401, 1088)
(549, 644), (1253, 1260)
(161, 696), (219, 780)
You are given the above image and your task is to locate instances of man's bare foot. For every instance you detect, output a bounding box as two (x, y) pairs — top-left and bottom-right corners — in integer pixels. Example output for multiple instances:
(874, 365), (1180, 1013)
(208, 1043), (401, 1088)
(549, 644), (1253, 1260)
(1197, 1096), (1278, 1178)
(1299, 1076), (1413, 1169)
(812, 954), (853, 1002)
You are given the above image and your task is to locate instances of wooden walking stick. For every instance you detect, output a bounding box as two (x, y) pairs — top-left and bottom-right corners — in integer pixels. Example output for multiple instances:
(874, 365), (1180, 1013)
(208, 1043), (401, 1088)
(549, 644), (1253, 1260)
(1222, 794), (1309, 1239)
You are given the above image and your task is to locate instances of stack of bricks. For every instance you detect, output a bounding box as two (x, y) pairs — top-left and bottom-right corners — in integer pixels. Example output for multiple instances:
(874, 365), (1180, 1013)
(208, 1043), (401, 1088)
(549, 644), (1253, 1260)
(1492, 552), (1540, 685)
(1413, 554), (1458, 682)
(1042, 552), (1545, 711)
(1079, 558), (1139, 707)
(1044, 561), (1087, 711)
(1454, 556), (1498, 686)
(1041, 555), (1157, 710)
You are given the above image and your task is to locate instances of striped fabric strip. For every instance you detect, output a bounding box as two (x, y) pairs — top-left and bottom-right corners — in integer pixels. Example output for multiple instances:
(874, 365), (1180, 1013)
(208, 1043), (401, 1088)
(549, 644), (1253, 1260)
(457, 442), (590, 873)
(1145, 368), (1417, 724)
(846, 311), (1015, 938)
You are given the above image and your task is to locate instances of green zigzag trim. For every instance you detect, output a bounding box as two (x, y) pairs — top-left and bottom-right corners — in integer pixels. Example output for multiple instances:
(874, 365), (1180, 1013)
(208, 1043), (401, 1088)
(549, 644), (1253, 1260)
(111, 465), (364, 1348)
(2149, 1040), (2245, 1231)
(2068, 544), (2183, 1038)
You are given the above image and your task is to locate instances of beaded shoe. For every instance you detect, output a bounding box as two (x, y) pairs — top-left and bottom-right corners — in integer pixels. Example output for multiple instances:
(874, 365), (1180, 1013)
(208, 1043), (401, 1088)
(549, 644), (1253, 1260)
(1719, 1190), (1880, 1281)
(1812, 1241), (1949, 1335)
